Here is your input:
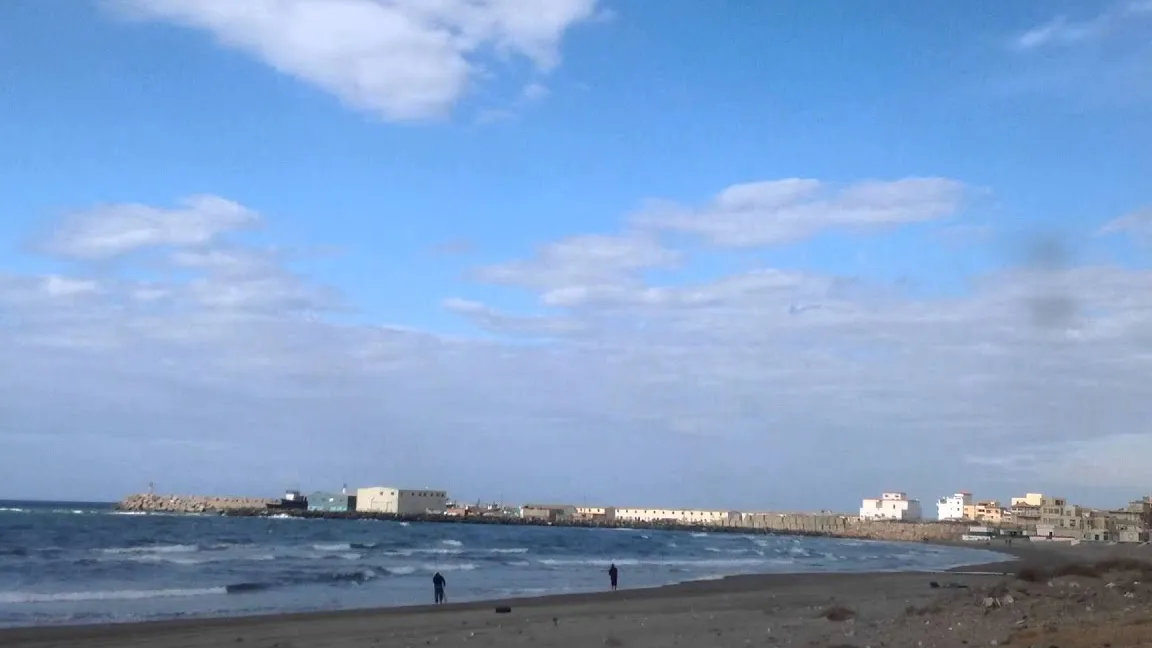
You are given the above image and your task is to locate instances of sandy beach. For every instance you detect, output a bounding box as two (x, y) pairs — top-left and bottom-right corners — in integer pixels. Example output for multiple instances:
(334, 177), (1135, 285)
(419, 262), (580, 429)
(3, 540), (1151, 648)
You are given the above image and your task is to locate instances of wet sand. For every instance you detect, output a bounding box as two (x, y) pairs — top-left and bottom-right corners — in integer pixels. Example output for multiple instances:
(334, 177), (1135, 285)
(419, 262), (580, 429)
(3, 540), (1150, 648)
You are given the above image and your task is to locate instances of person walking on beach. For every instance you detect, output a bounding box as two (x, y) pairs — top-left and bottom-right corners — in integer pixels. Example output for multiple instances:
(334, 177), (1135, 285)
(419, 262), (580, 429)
(608, 563), (619, 591)
(432, 571), (446, 604)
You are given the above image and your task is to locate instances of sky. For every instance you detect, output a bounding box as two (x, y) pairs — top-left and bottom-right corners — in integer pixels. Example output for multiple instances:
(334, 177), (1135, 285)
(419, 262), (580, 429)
(1, 1), (1151, 511)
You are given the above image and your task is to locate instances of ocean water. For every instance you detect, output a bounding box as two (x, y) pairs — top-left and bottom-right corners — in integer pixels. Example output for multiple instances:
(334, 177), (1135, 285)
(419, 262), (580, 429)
(0, 500), (1007, 628)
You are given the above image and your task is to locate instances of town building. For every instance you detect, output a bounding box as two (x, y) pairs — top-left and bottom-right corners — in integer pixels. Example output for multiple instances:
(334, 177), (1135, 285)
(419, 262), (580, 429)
(307, 490), (357, 513)
(936, 492), (973, 521)
(859, 492), (922, 521)
(1009, 493), (1044, 529)
(520, 504), (578, 522)
(355, 487), (448, 514)
(614, 508), (742, 526)
(965, 500), (1005, 524)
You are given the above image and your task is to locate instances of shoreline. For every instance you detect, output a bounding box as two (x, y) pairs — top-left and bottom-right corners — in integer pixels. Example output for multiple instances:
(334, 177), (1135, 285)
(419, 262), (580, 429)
(0, 539), (1021, 639)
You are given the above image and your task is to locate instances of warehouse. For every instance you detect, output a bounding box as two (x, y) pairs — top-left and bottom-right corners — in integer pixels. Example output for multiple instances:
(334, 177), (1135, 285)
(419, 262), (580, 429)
(355, 487), (447, 514)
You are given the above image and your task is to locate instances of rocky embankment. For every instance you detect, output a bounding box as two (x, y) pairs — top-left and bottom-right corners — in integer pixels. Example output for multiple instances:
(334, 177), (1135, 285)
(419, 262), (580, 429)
(117, 493), (277, 514)
(744, 513), (970, 541)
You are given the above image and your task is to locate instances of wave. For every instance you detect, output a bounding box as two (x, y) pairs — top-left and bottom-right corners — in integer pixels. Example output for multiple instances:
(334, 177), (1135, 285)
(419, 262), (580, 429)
(311, 543), (353, 552)
(0, 507), (26, 513)
(0, 587), (227, 604)
(101, 544), (199, 555)
(441, 539), (463, 547)
(488, 548), (529, 554)
(385, 547), (463, 557)
(538, 557), (791, 568)
(422, 562), (475, 572)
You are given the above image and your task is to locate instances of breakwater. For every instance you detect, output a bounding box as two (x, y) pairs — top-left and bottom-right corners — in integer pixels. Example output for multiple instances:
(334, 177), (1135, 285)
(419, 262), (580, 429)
(116, 494), (969, 542)
(118, 493), (278, 514)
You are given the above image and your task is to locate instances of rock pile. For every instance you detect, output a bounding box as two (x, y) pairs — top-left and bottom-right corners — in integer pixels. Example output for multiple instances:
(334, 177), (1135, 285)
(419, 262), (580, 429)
(117, 493), (276, 514)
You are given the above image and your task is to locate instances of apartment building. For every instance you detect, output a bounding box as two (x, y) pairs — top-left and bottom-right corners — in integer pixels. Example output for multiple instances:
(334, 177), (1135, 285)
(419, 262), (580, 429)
(860, 492), (923, 521)
(966, 500), (1006, 524)
(937, 492), (973, 521)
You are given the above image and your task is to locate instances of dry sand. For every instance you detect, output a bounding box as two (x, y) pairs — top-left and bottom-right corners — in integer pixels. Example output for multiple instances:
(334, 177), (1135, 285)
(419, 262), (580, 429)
(4, 540), (1152, 648)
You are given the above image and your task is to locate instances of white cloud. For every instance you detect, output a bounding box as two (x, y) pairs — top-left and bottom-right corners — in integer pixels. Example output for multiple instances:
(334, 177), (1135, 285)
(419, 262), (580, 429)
(108, 0), (598, 121)
(46, 195), (258, 260)
(631, 177), (966, 247)
(473, 234), (680, 308)
(521, 82), (550, 101)
(6, 193), (1152, 509)
(1012, 1), (1152, 50)
(1098, 208), (1152, 239)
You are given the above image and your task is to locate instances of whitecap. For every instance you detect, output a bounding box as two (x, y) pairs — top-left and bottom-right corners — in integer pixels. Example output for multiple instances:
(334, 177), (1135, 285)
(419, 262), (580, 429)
(0, 587), (226, 604)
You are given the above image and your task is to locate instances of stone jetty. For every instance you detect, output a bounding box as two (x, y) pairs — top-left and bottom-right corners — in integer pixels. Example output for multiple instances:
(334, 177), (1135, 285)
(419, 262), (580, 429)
(117, 493), (277, 514)
(115, 493), (969, 542)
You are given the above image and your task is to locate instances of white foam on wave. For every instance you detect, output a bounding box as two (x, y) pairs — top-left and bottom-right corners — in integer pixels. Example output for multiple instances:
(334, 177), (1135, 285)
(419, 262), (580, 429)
(488, 548), (528, 554)
(441, 539), (463, 547)
(539, 557), (789, 568)
(386, 547), (463, 557)
(421, 562), (476, 572)
(0, 507), (26, 513)
(311, 543), (352, 552)
(690, 532), (709, 538)
(0, 587), (226, 604)
(101, 544), (198, 555)
(385, 566), (417, 576)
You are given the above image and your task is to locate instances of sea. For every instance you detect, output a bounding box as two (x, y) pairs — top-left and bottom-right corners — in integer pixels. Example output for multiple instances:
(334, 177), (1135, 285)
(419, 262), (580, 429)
(0, 500), (1008, 628)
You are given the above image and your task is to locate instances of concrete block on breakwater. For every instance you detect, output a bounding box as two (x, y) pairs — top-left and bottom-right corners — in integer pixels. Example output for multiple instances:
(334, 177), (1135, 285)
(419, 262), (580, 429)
(117, 493), (278, 514)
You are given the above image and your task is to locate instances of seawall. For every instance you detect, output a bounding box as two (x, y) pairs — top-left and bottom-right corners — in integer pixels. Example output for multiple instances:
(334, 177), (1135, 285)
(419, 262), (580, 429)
(117, 493), (278, 514)
(115, 494), (968, 542)
(742, 513), (968, 542)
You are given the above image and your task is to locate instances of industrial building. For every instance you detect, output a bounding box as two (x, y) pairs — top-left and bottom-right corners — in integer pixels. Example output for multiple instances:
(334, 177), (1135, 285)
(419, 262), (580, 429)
(307, 490), (357, 513)
(356, 487), (447, 514)
(614, 508), (742, 526)
(575, 506), (616, 522)
(520, 504), (578, 522)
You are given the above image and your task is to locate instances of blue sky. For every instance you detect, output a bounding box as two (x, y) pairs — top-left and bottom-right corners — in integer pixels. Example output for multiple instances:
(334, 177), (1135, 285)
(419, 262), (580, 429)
(1, 1), (1151, 511)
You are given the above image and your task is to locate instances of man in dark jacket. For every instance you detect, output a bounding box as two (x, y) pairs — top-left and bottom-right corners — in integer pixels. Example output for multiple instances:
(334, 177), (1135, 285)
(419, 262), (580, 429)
(608, 563), (618, 591)
(433, 571), (447, 604)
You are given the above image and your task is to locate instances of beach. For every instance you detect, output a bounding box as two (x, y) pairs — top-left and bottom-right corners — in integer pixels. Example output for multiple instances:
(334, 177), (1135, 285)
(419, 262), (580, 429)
(5, 541), (1151, 648)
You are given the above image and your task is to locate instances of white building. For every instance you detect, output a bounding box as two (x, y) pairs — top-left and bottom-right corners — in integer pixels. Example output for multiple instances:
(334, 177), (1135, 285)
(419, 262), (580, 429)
(614, 508), (742, 526)
(859, 492), (923, 521)
(355, 487), (448, 515)
(937, 492), (973, 521)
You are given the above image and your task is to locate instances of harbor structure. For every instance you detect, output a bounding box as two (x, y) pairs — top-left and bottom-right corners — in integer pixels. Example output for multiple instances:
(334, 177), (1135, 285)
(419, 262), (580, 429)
(575, 506), (616, 522)
(307, 490), (357, 513)
(614, 508), (742, 526)
(355, 487), (448, 514)
(520, 504), (578, 522)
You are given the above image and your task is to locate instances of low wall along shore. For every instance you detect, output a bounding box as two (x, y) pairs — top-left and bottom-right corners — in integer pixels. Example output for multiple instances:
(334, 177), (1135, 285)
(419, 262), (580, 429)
(742, 513), (967, 542)
(118, 493), (278, 514)
(116, 494), (969, 542)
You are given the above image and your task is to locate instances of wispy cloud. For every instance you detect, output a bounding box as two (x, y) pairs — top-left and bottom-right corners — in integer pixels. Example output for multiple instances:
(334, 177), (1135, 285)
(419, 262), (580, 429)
(1012, 1), (1152, 50)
